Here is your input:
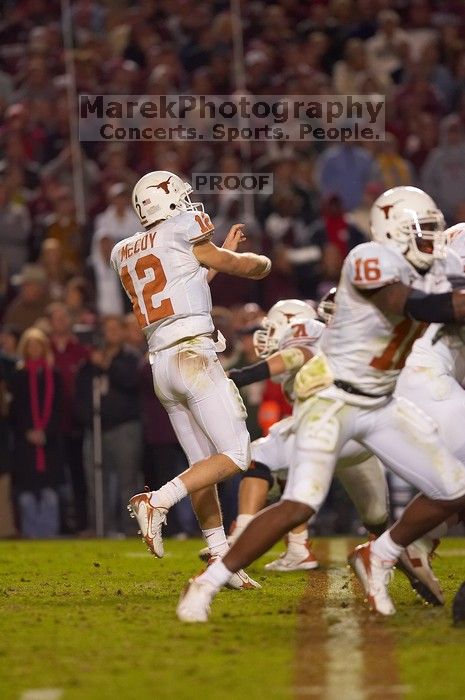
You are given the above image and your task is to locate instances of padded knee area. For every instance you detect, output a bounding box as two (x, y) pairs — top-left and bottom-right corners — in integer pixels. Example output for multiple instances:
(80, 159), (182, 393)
(242, 461), (274, 488)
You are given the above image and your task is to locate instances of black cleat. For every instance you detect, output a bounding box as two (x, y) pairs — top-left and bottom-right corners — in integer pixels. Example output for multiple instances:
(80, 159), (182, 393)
(452, 581), (465, 625)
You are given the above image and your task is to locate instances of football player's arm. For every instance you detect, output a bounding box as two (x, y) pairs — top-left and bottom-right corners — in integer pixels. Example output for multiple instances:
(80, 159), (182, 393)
(194, 240), (271, 280)
(366, 281), (465, 324)
(229, 346), (313, 388)
(206, 223), (247, 283)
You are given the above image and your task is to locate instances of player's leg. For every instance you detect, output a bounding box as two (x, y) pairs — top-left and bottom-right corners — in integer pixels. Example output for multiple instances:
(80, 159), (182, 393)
(228, 424), (319, 571)
(129, 340), (254, 575)
(336, 446), (389, 535)
(350, 396), (465, 614)
(177, 397), (353, 621)
(229, 421), (290, 543)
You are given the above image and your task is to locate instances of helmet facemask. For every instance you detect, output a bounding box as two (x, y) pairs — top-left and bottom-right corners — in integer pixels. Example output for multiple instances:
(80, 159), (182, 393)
(173, 182), (204, 216)
(253, 320), (281, 359)
(400, 210), (446, 271)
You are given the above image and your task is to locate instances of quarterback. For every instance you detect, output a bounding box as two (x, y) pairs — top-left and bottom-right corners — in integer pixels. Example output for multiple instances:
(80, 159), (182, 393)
(111, 170), (270, 588)
(177, 186), (465, 621)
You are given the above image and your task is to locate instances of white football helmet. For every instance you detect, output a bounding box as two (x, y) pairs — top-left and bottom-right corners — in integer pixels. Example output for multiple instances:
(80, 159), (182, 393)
(132, 170), (203, 228)
(253, 299), (316, 359)
(370, 186), (446, 271)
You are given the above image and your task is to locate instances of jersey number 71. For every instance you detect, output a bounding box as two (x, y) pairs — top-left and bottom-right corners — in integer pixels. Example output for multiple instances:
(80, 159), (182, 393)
(121, 254), (174, 328)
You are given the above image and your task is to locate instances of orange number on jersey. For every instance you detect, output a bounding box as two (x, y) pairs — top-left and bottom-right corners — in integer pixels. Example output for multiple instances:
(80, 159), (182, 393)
(354, 257), (381, 283)
(292, 323), (308, 338)
(370, 319), (427, 371)
(195, 212), (214, 234)
(121, 254), (174, 328)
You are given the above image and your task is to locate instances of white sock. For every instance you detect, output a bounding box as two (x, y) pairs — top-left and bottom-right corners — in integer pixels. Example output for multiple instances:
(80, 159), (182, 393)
(149, 477), (187, 510)
(371, 531), (404, 564)
(229, 513), (254, 543)
(288, 530), (307, 548)
(197, 558), (233, 591)
(203, 526), (229, 557)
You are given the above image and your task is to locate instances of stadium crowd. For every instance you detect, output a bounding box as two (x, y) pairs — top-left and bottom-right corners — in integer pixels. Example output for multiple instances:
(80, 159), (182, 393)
(1, 0), (465, 538)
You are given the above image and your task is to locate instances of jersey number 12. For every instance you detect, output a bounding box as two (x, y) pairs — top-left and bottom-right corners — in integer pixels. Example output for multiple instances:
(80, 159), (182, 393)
(121, 254), (174, 328)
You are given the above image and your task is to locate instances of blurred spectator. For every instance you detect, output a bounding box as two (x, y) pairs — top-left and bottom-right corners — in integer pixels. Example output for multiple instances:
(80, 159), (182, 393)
(316, 144), (381, 211)
(47, 302), (89, 533)
(90, 182), (139, 316)
(422, 113), (465, 223)
(90, 233), (126, 316)
(366, 10), (409, 88)
(63, 276), (97, 329)
(0, 348), (15, 537)
(308, 194), (366, 295)
(75, 315), (141, 536)
(333, 39), (372, 94)
(347, 182), (383, 239)
(42, 186), (83, 271)
(124, 313), (145, 355)
(0, 176), (31, 277)
(93, 182), (139, 243)
(375, 133), (415, 189)
(39, 239), (74, 301)
(10, 328), (63, 538)
(3, 264), (51, 333)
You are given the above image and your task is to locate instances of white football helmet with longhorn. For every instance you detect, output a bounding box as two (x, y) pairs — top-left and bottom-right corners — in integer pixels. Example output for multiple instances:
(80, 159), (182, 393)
(253, 299), (316, 359)
(132, 170), (203, 228)
(370, 186), (446, 271)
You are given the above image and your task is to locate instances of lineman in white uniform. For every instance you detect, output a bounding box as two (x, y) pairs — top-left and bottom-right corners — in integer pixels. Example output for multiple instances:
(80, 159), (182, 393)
(223, 299), (389, 572)
(178, 186), (465, 621)
(111, 170), (271, 590)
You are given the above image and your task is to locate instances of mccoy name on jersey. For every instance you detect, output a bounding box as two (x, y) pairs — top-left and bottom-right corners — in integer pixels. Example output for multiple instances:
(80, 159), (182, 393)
(111, 210), (215, 351)
(320, 240), (464, 399)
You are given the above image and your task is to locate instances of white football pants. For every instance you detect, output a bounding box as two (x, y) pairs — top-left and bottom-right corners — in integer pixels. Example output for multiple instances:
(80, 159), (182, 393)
(283, 393), (465, 511)
(251, 417), (389, 526)
(151, 336), (250, 470)
(396, 365), (465, 463)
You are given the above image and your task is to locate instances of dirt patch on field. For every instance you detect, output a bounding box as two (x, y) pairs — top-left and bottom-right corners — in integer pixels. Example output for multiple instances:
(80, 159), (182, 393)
(294, 539), (403, 700)
(293, 540), (330, 698)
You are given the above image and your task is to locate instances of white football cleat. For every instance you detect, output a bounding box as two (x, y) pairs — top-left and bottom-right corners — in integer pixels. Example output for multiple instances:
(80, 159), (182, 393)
(226, 568), (262, 590)
(265, 541), (319, 572)
(348, 541), (396, 616)
(177, 578), (217, 623)
(206, 555), (261, 590)
(127, 492), (167, 558)
(396, 539), (444, 606)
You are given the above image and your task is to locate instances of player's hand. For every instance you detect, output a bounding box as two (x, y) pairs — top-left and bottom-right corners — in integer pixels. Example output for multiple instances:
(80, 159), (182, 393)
(223, 224), (246, 252)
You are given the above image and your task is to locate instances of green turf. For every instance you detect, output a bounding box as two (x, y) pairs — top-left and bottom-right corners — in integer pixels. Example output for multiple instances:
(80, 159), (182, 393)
(1, 538), (464, 700)
(389, 538), (465, 700)
(0, 539), (307, 700)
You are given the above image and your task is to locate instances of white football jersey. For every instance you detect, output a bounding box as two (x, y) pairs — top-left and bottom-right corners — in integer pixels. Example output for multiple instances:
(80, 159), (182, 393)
(111, 210), (215, 351)
(404, 323), (465, 384)
(320, 241), (464, 399)
(276, 317), (325, 401)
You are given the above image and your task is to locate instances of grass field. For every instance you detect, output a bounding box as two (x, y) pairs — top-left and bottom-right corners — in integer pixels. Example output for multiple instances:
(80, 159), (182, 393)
(1, 537), (464, 700)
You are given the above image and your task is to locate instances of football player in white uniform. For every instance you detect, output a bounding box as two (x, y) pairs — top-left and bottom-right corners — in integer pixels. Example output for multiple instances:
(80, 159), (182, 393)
(222, 294), (442, 605)
(177, 186), (465, 621)
(222, 298), (389, 573)
(111, 170), (271, 588)
(394, 224), (465, 620)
